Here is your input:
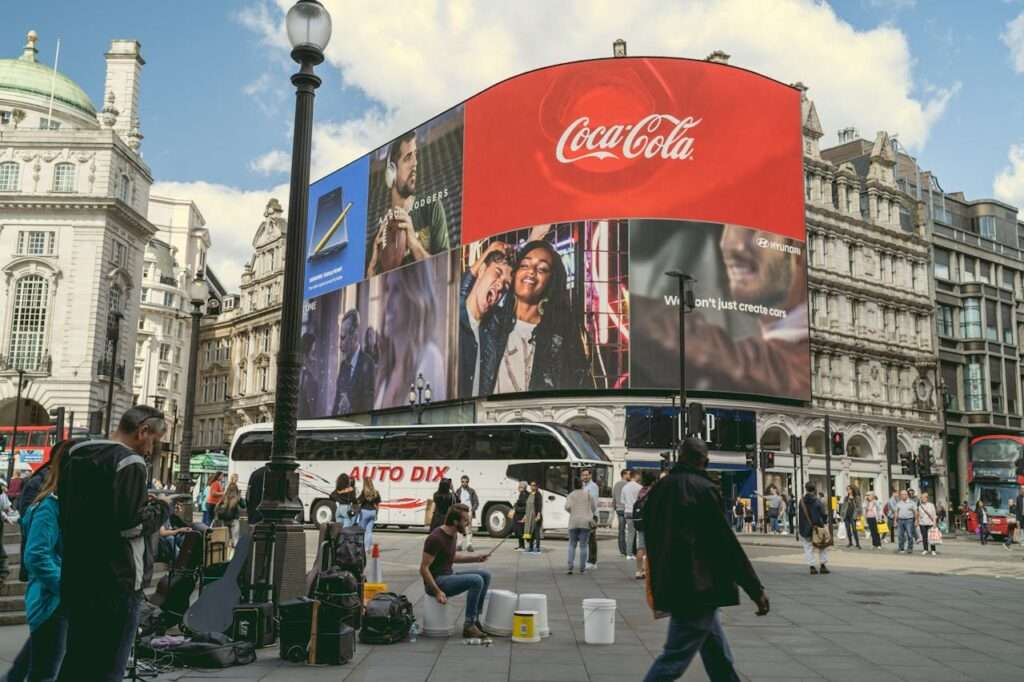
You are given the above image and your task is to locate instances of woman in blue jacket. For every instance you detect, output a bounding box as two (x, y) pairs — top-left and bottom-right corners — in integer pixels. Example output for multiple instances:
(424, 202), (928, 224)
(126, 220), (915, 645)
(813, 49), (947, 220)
(5, 440), (72, 682)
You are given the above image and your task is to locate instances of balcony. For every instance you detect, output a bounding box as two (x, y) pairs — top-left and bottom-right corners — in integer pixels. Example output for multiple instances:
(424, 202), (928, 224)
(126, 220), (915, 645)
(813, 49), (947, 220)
(97, 358), (127, 381)
(0, 353), (52, 376)
(160, 275), (177, 286)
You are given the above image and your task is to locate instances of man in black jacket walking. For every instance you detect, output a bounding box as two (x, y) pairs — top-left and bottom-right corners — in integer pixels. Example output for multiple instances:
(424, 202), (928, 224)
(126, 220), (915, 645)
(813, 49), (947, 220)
(58, 406), (170, 682)
(643, 438), (769, 682)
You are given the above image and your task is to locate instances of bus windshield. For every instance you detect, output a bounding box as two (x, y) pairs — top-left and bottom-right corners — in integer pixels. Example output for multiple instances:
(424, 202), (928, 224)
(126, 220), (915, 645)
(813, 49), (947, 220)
(552, 425), (610, 462)
(972, 484), (1016, 516)
(972, 438), (1023, 463)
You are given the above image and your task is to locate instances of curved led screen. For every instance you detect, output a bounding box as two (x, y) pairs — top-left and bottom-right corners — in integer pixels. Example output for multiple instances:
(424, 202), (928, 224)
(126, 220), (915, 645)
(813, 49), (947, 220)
(298, 56), (808, 418)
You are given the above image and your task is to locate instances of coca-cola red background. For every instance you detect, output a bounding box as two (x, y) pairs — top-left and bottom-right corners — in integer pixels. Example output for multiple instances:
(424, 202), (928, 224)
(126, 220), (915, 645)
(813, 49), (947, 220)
(461, 57), (803, 243)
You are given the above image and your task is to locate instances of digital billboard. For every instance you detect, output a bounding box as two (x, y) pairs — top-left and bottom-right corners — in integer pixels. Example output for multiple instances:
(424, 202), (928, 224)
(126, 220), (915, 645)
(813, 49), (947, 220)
(300, 56), (808, 416)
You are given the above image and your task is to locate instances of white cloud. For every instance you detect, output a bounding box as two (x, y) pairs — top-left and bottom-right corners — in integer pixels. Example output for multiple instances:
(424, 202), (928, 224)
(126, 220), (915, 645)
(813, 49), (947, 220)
(1002, 12), (1024, 73)
(249, 150), (291, 175)
(151, 180), (289, 292)
(994, 143), (1024, 206)
(189, 0), (960, 289)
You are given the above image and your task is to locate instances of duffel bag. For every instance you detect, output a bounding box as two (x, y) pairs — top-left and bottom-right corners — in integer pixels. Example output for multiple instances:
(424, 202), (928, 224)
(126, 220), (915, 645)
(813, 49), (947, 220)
(359, 592), (414, 645)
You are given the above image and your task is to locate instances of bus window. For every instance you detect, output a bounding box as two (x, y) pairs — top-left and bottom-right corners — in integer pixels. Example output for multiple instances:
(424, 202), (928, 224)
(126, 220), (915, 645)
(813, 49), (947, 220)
(381, 431), (424, 460)
(520, 427), (567, 460)
(466, 429), (520, 460)
(419, 429), (461, 460)
(28, 431), (48, 447)
(552, 425), (610, 462)
(544, 464), (571, 497)
(298, 431), (369, 461)
(14, 432), (29, 447)
(231, 432), (273, 461)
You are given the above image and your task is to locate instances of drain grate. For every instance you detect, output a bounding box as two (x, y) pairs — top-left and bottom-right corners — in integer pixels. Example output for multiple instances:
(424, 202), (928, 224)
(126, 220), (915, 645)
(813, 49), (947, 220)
(848, 590), (895, 597)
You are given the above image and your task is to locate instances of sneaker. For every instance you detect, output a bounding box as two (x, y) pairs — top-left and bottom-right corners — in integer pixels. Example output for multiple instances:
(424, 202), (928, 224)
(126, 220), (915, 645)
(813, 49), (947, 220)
(586, 563), (597, 570)
(1004, 544), (1011, 551)
(567, 569), (573, 575)
(931, 550), (937, 556)
(463, 624), (485, 639)
(922, 550), (928, 556)
(467, 545), (474, 552)
(626, 555), (635, 560)
(819, 564), (831, 575)
(809, 566), (819, 575)
(514, 547), (525, 552)
(458, 545), (464, 551)
(634, 571), (645, 579)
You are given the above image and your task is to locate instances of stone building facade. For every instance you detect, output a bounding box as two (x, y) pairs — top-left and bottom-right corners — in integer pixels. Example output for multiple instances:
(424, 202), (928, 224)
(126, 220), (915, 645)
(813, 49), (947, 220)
(0, 32), (154, 440)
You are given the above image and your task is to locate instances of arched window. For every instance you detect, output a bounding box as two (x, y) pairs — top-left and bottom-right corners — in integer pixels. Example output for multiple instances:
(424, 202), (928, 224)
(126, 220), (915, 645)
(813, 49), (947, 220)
(760, 426), (788, 452)
(565, 416), (610, 445)
(52, 162), (75, 192)
(0, 161), (19, 192)
(8, 275), (49, 370)
(119, 174), (131, 202)
(109, 285), (123, 314)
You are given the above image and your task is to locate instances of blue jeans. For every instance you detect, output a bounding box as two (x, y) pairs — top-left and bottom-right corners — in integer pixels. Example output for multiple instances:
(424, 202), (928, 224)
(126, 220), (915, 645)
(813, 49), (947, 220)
(359, 509), (377, 551)
(202, 503), (216, 526)
(643, 609), (740, 681)
(898, 518), (915, 551)
(434, 570), (491, 627)
(6, 608), (68, 682)
(58, 590), (140, 682)
(616, 510), (627, 555)
(567, 527), (591, 571)
(335, 503), (354, 528)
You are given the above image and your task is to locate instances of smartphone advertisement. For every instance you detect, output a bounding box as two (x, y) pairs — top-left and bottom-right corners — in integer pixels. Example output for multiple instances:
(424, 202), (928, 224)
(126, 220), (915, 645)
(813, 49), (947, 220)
(303, 156), (369, 300)
(300, 57), (808, 416)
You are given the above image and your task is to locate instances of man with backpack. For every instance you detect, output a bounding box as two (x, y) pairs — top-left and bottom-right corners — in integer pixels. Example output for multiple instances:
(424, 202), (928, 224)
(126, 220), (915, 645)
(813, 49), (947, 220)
(620, 471), (643, 560)
(420, 503), (492, 639)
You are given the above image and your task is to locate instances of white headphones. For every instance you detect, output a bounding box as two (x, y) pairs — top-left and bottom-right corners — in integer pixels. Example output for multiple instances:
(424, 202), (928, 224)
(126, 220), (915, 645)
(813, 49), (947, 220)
(385, 158), (397, 189)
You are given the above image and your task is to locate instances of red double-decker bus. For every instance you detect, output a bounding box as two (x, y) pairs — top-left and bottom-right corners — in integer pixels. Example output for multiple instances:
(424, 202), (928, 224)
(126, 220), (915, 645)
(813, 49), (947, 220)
(0, 424), (69, 473)
(966, 435), (1024, 537)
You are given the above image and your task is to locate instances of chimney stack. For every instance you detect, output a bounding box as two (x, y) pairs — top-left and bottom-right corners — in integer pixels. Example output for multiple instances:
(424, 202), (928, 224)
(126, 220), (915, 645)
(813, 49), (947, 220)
(103, 40), (144, 150)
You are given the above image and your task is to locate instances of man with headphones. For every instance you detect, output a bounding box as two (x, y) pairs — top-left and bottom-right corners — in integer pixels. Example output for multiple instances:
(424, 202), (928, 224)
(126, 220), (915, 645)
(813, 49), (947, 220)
(367, 130), (450, 275)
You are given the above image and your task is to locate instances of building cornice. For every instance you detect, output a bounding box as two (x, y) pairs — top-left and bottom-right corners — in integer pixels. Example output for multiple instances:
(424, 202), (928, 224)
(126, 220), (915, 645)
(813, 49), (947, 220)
(0, 195), (156, 239)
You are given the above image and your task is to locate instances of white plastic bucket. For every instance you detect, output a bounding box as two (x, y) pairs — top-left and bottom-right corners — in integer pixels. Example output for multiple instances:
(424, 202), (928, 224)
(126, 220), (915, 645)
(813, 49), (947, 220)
(517, 593), (550, 638)
(582, 598), (616, 645)
(482, 589), (517, 636)
(423, 594), (454, 637)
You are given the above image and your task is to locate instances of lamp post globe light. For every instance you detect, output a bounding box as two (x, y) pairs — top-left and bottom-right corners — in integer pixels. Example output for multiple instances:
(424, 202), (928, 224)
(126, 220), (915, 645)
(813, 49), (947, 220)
(256, 0), (332, 604)
(174, 275), (210, 524)
(408, 373), (433, 425)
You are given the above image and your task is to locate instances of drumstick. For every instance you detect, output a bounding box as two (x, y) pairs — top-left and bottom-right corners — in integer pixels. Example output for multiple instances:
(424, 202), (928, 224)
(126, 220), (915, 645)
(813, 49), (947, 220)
(484, 536), (509, 558)
(313, 201), (353, 255)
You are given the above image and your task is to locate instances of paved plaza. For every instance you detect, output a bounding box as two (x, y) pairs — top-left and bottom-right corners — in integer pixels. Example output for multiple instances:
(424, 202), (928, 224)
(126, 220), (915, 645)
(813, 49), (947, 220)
(4, 530), (1024, 681)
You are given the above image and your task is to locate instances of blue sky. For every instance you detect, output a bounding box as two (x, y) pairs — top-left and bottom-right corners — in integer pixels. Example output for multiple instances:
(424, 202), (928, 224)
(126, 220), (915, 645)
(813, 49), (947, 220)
(5, 0), (1024, 288)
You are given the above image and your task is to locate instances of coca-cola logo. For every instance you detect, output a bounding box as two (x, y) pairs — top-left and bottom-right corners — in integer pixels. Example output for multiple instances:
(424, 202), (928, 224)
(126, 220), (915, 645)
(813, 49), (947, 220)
(555, 114), (702, 164)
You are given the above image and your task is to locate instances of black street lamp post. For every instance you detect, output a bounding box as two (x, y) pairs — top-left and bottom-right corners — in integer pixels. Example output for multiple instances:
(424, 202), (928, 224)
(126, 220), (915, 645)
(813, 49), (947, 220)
(408, 373), (433, 425)
(175, 276), (210, 523)
(665, 271), (694, 461)
(104, 311), (124, 437)
(4, 366), (27, 481)
(256, 0), (332, 605)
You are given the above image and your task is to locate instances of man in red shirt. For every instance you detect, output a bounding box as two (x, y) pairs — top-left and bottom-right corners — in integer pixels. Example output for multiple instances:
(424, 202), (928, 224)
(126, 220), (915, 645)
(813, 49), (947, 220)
(420, 503), (491, 638)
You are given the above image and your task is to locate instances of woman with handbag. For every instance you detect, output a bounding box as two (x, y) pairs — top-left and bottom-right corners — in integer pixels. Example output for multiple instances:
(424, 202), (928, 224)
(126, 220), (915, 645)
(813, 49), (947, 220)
(357, 478), (381, 551)
(975, 499), (990, 545)
(841, 486), (861, 549)
(797, 482), (831, 575)
(863, 493), (883, 549)
(331, 474), (356, 528)
(511, 482), (528, 551)
(214, 482), (243, 551)
(917, 492), (939, 556)
(523, 481), (543, 554)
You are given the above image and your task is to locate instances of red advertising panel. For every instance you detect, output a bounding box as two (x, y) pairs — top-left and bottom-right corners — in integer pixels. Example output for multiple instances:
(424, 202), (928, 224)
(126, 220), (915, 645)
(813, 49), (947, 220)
(462, 58), (803, 242)
(300, 56), (809, 417)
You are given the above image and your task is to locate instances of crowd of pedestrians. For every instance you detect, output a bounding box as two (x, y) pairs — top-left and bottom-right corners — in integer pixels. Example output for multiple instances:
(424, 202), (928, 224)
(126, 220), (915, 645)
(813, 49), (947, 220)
(329, 471), (382, 549)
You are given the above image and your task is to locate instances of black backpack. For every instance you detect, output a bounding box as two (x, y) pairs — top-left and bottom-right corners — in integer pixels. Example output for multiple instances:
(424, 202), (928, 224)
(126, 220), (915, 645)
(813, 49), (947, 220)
(359, 593), (415, 645)
(632, 492), (648, 532)
(333, 526), (366, 577)
(313, 569), (363, 630)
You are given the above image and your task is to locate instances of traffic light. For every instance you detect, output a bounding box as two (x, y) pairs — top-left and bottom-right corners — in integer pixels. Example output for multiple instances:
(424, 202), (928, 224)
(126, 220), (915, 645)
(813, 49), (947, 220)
(831, 431), (845, 457)
(918, 445), (932, 477)
(686, 402), (705, 437)
(885, 426), (898, 465)
(789, 434), (802, 456)
(745, 450), (757, 468)
(761, 450), (776, 469)
(900, 451), (917, 476)
(49, 407), (66, 443)
(0, 433), (7, 453)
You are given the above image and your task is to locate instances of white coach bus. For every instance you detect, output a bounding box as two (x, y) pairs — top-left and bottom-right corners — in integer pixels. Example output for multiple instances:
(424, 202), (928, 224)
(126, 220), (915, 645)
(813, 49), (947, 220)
(229, 419), (613, 536)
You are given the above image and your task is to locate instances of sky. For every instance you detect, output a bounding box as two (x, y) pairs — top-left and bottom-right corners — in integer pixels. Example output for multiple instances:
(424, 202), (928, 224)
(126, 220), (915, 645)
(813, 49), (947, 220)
(5, 0), (1024, 290)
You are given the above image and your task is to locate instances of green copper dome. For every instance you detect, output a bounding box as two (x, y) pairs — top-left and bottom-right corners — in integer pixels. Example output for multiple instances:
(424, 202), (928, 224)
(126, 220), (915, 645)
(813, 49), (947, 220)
(0, 32), (96, 117)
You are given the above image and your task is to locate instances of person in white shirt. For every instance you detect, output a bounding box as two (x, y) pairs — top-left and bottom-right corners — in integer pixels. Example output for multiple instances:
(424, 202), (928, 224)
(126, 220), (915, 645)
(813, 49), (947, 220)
(916, 492), (939, 556)
(620, 472), (643, 560)
(457, 476), (479, 552)
(581, 469), (600, 569)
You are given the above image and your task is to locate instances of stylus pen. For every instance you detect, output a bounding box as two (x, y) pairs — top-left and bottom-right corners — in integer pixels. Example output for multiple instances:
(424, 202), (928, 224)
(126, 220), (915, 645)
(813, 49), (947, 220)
(313, 201), (353, 255)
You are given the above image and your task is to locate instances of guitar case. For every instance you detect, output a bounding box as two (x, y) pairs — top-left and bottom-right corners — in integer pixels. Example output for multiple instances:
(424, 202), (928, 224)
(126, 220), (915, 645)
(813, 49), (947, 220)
(183, 531), (253, 636)
(150, 529), (205, 630)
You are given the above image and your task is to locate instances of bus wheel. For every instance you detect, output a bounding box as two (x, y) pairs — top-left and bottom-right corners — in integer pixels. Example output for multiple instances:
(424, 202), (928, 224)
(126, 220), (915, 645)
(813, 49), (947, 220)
(485, 504), (513, 538)
(310, 499), (336, 525)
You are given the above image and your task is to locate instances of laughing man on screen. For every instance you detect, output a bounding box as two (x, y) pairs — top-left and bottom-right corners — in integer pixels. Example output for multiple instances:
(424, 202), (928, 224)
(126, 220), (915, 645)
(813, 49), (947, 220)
(367, 130), (449, 275)
(686, 225), (809, 399)
(459, 241), (513, 397)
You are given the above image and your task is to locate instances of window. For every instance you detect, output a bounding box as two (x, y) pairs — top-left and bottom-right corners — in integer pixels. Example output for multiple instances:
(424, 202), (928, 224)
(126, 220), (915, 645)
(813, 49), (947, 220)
(979, 261), (992, 284)
(979, 215), (997, 240)
(173, 347), (182, 364)
(38, 117), (59, 130)
(163, 291), (175, 307)
(133, 366), (142, 385)
(1003, 303), (1015, 345)
(171, 373), (178, 391)
(158, 370), (169, 388)
(0, 111), (10, 125)
(990, 357), (1003, 413)
(986, 299), (999, 341)
(109, 286), (122, 314)
(257, 366), (269, 392)
(16, 230), (55, 256)
(942, 363), (959, 411)
(143, 262), (152, 280)
(1007, 360), (1019, 415)
(1003, 268), (1016, 292)
(238, 366), (247, 396)
(7, 275), (49, 370)
(962, 256), (976, 283)
(118, 174), (131, 202)
(0, 161), (20, 191)
(162, 318), (173, 335)
(961, 299), (982, 338)
(112, 240), (127, 268)
(159, 343), (170, 361)
(201, 376), (211, 403)
(138, 315), (145, 330)
(965, 359), (985, 411)
(140, 288), (149, 303)
(52, 163), (75, 192)
(936, 304), (954, 337)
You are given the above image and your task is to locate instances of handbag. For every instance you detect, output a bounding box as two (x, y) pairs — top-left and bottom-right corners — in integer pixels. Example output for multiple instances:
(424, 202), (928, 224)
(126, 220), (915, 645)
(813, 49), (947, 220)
(928, 526), (942, 544)
(876, 519), (889, 536)
(801, 498), (832, 548)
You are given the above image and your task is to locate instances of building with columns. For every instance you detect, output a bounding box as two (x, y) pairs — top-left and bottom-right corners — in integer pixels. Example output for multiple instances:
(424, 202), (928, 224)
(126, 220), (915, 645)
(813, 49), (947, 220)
(193, 199), (284, 454)
(0, 31), (154, 442)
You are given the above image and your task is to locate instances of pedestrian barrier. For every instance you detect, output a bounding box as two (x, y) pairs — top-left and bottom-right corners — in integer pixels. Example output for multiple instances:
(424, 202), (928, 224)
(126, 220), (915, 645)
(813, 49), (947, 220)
(582, 598), (616, 645)
(517, 593), (550, 638)
(422, 593), (455, 637)
(481, 589), (517, 636)
(512, 610), (540, 643)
